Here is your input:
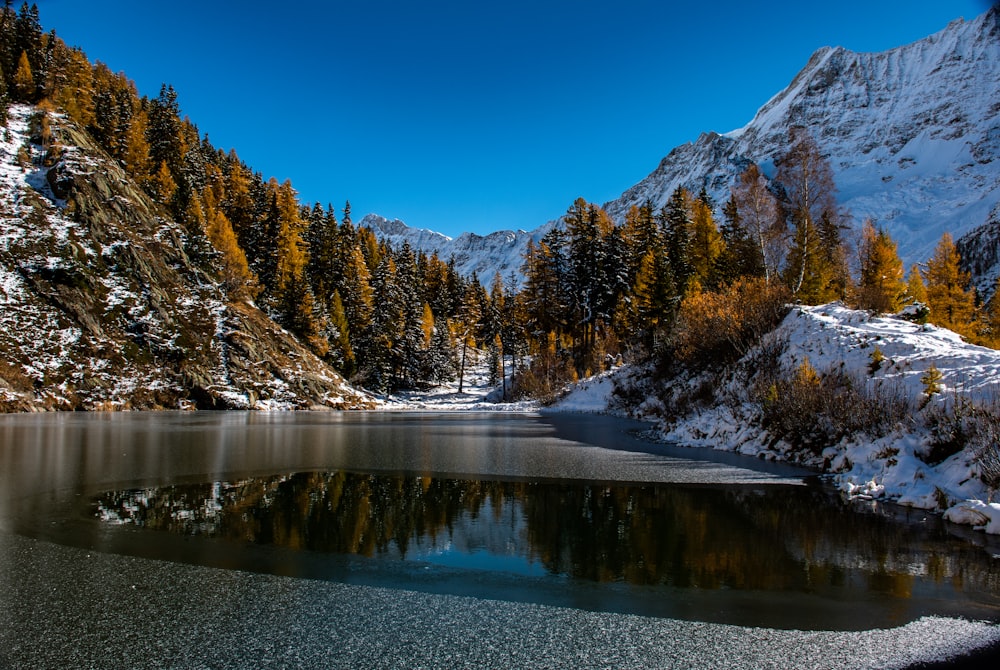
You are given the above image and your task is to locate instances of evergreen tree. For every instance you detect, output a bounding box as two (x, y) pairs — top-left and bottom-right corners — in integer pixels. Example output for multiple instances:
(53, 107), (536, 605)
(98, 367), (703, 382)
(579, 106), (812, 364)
(359, 254), (400, 393)
(146, 84), (184, 187)
(661, 186), (693, 294)
(392, 244), (426, 389)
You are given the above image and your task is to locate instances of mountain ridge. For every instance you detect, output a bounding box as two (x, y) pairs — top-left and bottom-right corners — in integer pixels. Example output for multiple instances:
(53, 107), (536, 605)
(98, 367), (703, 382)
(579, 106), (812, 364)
(368, 9), (1000, 291)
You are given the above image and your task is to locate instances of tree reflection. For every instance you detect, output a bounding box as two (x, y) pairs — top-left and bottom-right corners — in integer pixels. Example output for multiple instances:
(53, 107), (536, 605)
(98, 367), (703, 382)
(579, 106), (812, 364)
(93, 472), (1000, 599)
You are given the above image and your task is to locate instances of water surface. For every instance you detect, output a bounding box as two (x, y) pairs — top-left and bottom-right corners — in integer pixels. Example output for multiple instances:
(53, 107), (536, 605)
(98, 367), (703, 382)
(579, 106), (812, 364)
(1, 411), (998, 631)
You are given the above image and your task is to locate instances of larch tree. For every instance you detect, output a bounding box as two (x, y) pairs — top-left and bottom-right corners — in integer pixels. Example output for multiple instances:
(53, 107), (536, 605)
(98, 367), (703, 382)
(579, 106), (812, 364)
(924, 232), (976, 334)
(855, 219), (905, 314)
(11, 48), (30, 100)
(907, 263), (927, 305)
(688, 195), (724, 288)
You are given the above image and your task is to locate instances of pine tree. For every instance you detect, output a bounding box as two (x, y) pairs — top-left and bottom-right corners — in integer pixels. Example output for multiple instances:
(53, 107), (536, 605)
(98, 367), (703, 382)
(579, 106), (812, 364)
(924, 232), (976, 334)
(854, 219), (905, 314)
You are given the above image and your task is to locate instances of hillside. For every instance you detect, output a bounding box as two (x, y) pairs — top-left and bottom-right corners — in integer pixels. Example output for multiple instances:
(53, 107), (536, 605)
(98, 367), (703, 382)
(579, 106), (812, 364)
(0, 104), (373, 411)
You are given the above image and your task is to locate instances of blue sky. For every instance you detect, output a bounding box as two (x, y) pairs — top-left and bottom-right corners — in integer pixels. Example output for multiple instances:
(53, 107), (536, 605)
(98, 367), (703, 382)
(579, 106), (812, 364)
(37, 0), (991, 237)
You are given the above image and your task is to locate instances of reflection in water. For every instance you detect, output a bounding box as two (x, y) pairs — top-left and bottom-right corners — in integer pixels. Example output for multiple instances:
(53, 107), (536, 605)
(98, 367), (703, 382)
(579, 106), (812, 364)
(94, 471), (1000, 605)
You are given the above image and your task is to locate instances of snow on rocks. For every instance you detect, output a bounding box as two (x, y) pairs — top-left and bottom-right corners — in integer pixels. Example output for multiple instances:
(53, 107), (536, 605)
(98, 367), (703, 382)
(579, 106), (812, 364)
(944, 500), (1000, 534)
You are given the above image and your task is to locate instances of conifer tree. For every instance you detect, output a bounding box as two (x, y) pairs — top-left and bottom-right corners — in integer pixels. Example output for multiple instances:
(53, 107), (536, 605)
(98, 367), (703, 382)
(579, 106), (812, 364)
(11, 48), (30, 100)
(360, 254), (400, 392)
(326, 290), (356, 375)
(150, 159), (177, 205)
(688, 196), (724, 288)
(205, 202), (256, 301)
(661, 186), (693, 294)
(456, 281), (483, 393)
(855, 219), (905, 314)
(340, 243), (374, 342)
(906, 263), (928, 305)
(924, 232), (976, 334)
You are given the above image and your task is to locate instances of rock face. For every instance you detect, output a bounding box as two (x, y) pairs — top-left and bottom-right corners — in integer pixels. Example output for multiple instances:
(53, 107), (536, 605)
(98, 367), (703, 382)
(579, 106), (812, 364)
(602, 9), (1000, 286)
(0, 105), (373, 411)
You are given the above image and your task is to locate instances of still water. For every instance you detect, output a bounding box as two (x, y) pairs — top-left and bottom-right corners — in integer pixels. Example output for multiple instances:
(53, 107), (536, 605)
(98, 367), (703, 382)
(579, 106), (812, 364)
(1, 411), (999, 631)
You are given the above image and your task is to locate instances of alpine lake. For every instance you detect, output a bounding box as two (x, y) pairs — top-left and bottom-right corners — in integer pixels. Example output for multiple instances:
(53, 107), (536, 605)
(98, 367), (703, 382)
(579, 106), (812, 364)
(2, 411), (999, 667)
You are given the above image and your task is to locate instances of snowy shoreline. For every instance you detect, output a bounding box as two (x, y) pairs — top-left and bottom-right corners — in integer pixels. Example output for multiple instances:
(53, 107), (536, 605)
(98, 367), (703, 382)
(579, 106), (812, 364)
(548, 303), (1000, 538)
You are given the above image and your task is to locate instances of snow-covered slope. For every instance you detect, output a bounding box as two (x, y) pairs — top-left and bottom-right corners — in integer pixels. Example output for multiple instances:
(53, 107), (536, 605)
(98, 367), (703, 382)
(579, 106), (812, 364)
(360, 213), (553, 282)
(604, 8), (1000, 287)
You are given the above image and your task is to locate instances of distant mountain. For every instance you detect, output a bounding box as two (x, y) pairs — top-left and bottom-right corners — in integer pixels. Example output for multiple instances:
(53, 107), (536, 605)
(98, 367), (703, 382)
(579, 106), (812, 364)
(360, 213), (553, 283)
(0, 104), (373, 411)
(369, 9), (1000, 291)
(603, 8), (1000, 290)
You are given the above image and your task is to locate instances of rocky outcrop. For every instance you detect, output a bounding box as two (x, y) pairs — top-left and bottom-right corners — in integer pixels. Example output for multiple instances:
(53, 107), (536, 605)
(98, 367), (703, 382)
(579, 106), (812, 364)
(0, 105), (374, 411)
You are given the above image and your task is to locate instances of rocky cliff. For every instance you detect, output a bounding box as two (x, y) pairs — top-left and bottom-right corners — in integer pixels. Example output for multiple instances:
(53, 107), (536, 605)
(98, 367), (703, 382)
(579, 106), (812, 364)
(0, 104), (373, 411)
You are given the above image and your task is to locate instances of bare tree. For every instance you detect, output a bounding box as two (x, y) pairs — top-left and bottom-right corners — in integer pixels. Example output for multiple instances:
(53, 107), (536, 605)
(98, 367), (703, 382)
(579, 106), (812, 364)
(731, 163), (784, 285)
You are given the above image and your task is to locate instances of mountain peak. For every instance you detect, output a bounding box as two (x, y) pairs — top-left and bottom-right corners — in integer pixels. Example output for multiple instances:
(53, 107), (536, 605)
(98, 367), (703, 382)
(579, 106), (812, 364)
(603, 7), (1000, 288)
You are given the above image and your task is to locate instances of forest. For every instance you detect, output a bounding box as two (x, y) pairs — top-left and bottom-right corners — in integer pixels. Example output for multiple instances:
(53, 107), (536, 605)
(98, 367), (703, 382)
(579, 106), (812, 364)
(2, 2), (998, 401)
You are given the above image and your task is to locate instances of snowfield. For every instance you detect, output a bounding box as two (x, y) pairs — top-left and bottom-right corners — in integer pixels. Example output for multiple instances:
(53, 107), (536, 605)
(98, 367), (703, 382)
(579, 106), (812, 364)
(551, 303), (1000, 536)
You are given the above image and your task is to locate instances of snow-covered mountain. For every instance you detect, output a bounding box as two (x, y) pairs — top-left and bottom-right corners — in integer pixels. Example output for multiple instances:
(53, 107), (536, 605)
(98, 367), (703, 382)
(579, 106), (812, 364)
(604, 8), (1000, 289)
(367, 9), (1000, 290)
(360, 213), (553, 283)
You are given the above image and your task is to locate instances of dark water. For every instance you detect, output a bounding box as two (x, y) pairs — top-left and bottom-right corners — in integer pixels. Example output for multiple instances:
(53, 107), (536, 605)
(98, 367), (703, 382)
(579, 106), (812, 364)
(1, 411), (999, 631)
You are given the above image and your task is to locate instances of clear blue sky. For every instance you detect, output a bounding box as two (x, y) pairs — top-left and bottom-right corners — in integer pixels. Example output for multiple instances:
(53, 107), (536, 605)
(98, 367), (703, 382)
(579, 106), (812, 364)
(37, 0), (992, 237)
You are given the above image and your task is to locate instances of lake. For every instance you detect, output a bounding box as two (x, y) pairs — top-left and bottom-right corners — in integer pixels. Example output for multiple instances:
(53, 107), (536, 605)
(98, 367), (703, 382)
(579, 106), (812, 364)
(1, 411), (999, 667)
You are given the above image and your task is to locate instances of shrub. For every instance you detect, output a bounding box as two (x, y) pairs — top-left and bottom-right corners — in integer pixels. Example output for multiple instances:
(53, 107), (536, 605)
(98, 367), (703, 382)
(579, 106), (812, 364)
(921, 389), (1000, 478)
(761, 359), (911, 455)
(672, 277), (791, 367)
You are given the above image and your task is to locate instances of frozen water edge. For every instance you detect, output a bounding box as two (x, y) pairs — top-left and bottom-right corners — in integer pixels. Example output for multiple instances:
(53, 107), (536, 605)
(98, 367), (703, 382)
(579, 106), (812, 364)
(0, 531), (997, 669)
